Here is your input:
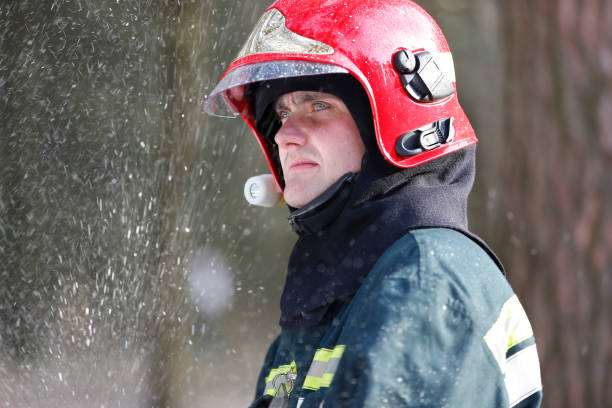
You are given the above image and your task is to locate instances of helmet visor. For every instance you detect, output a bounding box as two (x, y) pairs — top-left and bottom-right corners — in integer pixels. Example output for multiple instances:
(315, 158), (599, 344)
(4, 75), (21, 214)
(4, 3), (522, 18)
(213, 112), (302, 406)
(203, 61), (348, 117)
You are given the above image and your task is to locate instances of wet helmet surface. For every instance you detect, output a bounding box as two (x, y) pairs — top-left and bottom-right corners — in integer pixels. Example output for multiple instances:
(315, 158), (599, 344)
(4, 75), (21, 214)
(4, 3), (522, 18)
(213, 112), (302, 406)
(204, 0), (478, 189)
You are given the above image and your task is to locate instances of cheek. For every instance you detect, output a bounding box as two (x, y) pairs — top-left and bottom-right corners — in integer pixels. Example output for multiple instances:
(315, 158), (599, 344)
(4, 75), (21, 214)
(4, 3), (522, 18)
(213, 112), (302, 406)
(321, 121), (364, 172)
(340, 119), (365, 156)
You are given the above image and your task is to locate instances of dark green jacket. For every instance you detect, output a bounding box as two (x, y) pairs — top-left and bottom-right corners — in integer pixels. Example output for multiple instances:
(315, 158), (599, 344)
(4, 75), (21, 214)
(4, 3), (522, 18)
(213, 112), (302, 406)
(249, 228), (542, 408)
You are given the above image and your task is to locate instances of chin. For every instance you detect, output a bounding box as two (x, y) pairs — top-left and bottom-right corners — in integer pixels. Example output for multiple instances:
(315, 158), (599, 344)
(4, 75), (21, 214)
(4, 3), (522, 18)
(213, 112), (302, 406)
(284, 194), (311, 209)
(284, 187), (320, 209)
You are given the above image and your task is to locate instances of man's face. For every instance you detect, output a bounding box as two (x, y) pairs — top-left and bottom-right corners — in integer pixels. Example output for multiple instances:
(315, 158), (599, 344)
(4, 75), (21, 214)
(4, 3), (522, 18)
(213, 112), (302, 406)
(273, 91), (366, 208)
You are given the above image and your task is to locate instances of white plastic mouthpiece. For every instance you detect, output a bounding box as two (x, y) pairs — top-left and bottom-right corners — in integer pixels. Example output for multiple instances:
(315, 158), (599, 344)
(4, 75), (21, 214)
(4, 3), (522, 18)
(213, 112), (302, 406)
(244, 174), (282, 207)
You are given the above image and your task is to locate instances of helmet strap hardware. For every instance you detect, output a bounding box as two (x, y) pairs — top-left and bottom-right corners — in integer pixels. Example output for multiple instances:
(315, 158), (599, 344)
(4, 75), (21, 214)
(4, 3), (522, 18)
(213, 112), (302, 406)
(395, 118), (455, 157)
(393, 51), (455, 102)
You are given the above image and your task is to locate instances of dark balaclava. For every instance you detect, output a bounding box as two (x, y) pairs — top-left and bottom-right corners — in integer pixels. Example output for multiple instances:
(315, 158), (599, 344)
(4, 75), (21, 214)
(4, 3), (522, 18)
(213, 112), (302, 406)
(248, 74), (502, 328)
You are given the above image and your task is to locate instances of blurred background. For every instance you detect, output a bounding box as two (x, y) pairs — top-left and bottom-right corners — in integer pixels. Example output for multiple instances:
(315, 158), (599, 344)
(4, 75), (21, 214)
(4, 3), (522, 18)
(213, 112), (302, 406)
(0, 0), (609, 406)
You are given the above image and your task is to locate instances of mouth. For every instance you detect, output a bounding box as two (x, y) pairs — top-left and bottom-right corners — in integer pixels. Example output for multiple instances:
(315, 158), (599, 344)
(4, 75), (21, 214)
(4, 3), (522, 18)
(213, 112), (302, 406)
(287, 159), (318, 171)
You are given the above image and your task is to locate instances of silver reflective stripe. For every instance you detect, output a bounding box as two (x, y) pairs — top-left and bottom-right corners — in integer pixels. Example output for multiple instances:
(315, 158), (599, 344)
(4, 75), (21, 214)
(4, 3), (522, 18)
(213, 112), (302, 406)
(484, 295), (542, 406)
(264, 381), (275, 396)
(305, 354), (342, 379)
(302, 345), (346, 391)
(484, 295), (535, 373)
(305, 359), (327, 379)
(506, 344), (542, 407)
(324, 355), (342, 376)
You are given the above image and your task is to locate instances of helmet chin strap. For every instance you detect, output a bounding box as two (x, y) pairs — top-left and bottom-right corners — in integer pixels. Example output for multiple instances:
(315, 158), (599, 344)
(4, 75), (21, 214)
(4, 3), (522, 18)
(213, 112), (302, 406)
(287, 173), (356, 236)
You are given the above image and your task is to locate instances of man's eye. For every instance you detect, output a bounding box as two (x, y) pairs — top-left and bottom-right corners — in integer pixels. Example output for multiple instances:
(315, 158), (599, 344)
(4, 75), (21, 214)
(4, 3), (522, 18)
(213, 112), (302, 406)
(313, 102), (328, 111)
(278, 110), (290, 119)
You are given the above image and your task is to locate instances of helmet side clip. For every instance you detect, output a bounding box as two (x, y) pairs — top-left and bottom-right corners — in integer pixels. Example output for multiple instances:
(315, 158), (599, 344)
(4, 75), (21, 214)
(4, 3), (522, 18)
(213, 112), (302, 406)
(393, 50), (455, 102)
(395, 117), (455, 157)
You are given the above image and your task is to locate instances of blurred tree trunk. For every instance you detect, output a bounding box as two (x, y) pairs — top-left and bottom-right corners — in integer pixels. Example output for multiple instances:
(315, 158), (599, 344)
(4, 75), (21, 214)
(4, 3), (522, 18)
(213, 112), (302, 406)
(149, 1), (224, 406)
(499, 1), (611, 407)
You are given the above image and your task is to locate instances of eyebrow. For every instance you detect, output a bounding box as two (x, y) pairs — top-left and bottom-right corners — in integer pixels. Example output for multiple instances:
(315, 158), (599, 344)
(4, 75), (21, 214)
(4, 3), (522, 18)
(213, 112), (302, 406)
(274, 93), (320, 111)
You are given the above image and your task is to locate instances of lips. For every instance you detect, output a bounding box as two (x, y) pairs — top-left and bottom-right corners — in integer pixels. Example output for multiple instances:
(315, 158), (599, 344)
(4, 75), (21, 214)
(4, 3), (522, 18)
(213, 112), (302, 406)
(289, 161), (318, 171)
(286, 156), (318, 172)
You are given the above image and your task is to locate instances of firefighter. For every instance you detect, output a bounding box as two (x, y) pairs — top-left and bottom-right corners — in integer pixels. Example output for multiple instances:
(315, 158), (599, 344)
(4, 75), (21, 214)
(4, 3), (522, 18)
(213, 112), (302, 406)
(204, 1), (542, 407)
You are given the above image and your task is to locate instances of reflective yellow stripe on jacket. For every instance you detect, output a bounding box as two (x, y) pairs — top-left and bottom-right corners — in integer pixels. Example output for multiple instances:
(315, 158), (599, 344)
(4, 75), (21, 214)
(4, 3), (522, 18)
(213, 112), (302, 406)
(302, 345), (345, 391)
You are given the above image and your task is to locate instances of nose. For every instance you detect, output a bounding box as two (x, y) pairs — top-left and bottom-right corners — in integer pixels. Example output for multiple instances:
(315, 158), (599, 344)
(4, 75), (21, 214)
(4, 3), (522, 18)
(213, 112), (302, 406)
(274, 115), (308, 148)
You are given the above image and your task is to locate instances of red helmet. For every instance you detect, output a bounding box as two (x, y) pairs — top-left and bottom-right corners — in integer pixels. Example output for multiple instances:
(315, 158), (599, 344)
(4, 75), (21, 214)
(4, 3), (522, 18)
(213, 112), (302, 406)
(204, 0), (477, 189)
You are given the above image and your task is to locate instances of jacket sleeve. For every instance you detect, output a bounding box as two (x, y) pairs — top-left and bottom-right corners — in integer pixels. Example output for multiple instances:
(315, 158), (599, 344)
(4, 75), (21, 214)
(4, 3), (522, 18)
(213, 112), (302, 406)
(319, 232), (540, 408)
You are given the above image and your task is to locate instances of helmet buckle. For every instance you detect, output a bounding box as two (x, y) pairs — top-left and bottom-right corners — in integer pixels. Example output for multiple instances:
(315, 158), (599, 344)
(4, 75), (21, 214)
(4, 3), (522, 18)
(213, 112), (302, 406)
(395, 118), (455, 157)
(420, 129), (443, 150)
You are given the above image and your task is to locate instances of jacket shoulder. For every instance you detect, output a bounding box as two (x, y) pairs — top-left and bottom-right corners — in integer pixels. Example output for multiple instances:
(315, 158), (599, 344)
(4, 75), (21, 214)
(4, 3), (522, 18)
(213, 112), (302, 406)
(334, 228), (542, 407)
(368, 228), (512, 310)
